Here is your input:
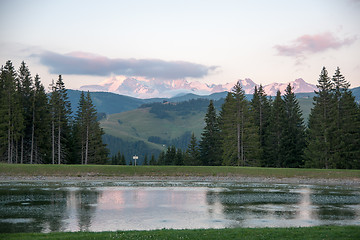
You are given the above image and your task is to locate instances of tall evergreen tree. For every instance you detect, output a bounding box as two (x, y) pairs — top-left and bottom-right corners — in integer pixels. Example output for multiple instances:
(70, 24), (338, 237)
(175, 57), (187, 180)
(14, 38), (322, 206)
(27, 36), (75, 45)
(264, 90), (285, 167)
(31, 74), (51, 163)
(49, 75), (71, 164)
(251, 85), (271, 165)
(220, 81), (259, 166)
(199, 100), (222, 165)
(331, 68), (360, 168)
(305, 67), (335, 168)
(0, 60), (23, 164)
(280, 84), (306, 168)
(74, 91), (108, 164)
(17, 61), (34, 164)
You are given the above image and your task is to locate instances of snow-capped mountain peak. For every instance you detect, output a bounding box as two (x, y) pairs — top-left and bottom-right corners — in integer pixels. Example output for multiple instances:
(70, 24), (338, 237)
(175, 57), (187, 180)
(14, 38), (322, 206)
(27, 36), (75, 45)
(79, 76), (316, 98)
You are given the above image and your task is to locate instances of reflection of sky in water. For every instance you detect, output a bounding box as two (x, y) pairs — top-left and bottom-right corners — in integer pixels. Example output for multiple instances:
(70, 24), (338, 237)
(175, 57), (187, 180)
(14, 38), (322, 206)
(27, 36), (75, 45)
(0, 182), (359, 232)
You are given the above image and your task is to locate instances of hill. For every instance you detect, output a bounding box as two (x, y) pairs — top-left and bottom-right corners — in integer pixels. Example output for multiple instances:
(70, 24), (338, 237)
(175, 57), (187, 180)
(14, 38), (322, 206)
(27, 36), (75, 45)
(99, 99), (224, 161)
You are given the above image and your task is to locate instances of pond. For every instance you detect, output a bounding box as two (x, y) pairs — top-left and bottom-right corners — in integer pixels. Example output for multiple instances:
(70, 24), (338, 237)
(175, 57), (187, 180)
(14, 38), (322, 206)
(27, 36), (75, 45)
(0, 181), (359, 233)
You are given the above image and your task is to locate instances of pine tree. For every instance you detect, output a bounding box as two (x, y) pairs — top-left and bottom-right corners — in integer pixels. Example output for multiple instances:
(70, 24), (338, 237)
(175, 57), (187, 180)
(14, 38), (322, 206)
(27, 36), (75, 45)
(251, 85), (271, 165)
(220, 81), (260, 166)
(49, 75), (71, 164)
(264, 90), (285, 167)
(0, 60), (24, 164)
(185, 132), (200, 165)
(280, 84), (306, 168)
(305, 67), (335, 169)
(74, 91), (108, 164)
(31, 74), (51, 163)
(331, 68), (360, 169)
(199, 100), (222, 165)
(17, 61), (33, 164)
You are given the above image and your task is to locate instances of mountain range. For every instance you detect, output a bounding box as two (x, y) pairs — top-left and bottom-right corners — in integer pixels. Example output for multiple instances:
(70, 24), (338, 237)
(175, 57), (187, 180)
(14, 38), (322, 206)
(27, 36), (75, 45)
(79, 76), (317, 98)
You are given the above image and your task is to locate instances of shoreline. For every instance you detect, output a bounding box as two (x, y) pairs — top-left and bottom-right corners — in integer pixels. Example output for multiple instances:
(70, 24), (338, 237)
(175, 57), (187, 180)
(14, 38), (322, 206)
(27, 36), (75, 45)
(0, 175), (359, 186)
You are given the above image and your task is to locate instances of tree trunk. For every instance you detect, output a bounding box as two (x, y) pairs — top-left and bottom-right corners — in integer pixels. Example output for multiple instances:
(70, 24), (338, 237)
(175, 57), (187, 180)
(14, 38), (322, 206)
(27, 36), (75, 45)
(241, 112), (244, 166)
(237, 122), (240, 166)
(30, 107), (35, 164)
(52, 120), (55, 164)
(20, 136), (24, 164)
(85, 125), (89, 165)
(81, 140), (84, 165)
(15, 140), (18, 164)
(8, 120), (11, 164)
(58, 121), (61, 165)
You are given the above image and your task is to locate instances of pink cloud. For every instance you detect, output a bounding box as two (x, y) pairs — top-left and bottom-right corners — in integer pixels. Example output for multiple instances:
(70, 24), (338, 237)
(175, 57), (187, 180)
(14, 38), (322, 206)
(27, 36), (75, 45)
(274, 32), (357, 61)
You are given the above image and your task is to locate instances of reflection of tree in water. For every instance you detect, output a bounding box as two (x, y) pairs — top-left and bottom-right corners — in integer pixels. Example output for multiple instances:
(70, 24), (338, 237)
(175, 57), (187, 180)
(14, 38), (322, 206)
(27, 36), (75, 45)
(46, 191), (68, 232)
(76, 189), (101, 231)
(0, 188), (69, 233)
(206, 188), (301, 224)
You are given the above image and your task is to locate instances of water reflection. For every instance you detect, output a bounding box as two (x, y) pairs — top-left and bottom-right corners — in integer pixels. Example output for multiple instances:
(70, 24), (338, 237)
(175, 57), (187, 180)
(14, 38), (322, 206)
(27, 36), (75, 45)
(0, 182), (359, 233)
(296, 188), (315, 225)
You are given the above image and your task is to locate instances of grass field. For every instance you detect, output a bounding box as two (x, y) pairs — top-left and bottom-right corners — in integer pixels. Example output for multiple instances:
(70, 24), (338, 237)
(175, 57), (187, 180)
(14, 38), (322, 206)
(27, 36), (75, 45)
(0, 163), (359, 180)
(1, 226), (359, 240)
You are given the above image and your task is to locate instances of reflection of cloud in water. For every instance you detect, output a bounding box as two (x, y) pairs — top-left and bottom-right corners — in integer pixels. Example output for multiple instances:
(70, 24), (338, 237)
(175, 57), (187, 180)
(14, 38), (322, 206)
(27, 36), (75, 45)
(296, 187), (316, 226)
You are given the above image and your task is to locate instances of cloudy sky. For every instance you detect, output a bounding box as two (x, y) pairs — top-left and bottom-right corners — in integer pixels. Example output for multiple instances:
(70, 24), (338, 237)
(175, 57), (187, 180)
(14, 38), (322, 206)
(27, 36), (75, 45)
(1, 0), (359, 91)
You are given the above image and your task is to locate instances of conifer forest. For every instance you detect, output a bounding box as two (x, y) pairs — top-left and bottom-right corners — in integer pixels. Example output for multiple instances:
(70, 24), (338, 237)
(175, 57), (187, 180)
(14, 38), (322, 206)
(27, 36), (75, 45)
(0, 60), (108, 164)
(1, 60), (359, 169)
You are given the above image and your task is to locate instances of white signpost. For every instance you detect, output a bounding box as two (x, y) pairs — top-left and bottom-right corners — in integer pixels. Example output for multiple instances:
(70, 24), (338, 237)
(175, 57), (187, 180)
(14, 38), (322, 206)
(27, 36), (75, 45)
(133, 155), (138, 166)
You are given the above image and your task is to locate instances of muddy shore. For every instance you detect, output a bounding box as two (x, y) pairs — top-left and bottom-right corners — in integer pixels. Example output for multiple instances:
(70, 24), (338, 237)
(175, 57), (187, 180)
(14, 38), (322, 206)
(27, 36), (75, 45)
(0, 175), (359, 186)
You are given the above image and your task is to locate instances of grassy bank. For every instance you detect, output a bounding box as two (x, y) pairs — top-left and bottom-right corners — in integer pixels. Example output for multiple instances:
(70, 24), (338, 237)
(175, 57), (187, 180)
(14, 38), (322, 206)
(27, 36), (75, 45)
(0, 163), (359, 180)
(1, 226), (359, 240)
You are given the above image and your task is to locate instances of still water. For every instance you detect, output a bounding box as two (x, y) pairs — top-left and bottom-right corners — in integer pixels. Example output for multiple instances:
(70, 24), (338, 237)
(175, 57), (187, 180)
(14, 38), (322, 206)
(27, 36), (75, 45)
(0, 181), (359, 233)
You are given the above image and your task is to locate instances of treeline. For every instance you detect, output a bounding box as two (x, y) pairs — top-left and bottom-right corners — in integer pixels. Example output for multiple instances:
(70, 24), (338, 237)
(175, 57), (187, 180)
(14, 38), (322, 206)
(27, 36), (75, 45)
(0, 60), (108, 164)
(144, 67), (359, 169)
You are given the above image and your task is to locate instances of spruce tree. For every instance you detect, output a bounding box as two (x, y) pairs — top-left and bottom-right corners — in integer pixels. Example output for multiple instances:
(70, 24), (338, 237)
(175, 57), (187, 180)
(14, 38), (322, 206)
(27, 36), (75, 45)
(74, 91), (108, 164)
(31, 74), (51, 163)
(49, 75), (71, 164)
(17, 61), (33, 163)
(251, 85), (271, 165)
(264, 90), (285, 167)
(305, 67), (335, 168)
(331, 68), (360, 168)
(185, 132), (200, 165)
(0, 61), (23, 164)
(220, 81), (260, 166)
(280, 84), (306, 167)
(199, 100), (222, 165)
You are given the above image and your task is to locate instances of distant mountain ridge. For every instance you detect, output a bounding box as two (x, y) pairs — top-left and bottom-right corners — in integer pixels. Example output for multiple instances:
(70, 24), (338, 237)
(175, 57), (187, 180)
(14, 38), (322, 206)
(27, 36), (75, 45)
(68, 86), (359, 116)
(79, 77), (317, 98)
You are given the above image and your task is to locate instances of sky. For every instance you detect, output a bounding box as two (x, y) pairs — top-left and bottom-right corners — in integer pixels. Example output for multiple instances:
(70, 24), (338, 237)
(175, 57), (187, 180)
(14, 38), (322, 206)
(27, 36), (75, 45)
(1, 0), (360, 92)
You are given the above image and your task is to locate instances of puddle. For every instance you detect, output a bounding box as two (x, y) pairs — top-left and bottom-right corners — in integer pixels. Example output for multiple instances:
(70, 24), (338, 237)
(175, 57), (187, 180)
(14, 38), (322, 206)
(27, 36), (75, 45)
(0, 181), (359, 232)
